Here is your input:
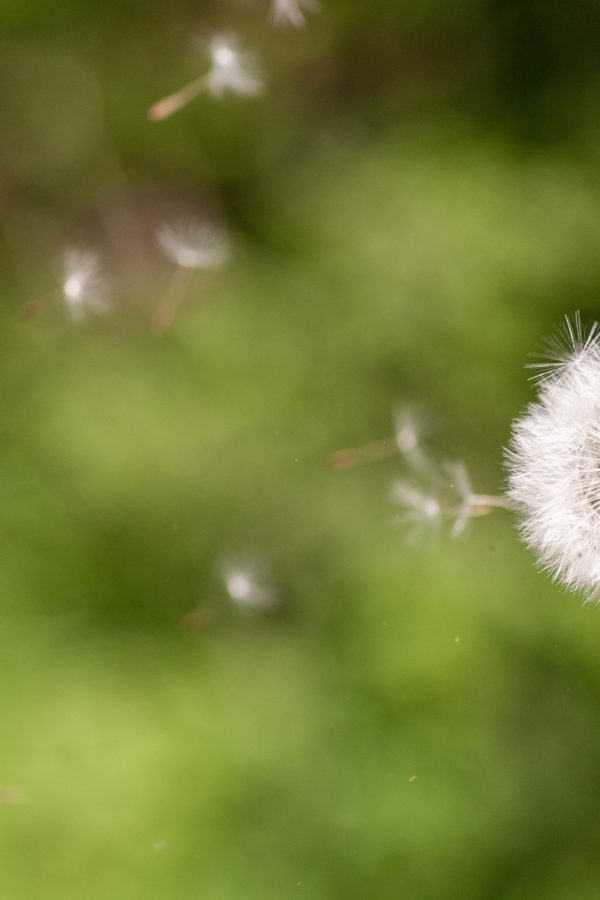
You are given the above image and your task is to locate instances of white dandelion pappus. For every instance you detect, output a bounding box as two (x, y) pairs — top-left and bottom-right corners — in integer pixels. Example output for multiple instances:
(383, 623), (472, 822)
(220, 558), (278, 612)
(393, 406), (430, 472)
(269, 0), (320, 29)
(330, 405), (428, 470)
(392, 459), (507, 543)
(156, 219), (232, 270)
(391, 478), (442, 543)
(445, 461), (508, 538)
(153, 218), (231, 333)
(206, 34), (264, 99)
(506, 313), (600, 598)
(446, 461), (476, 539)
(62, 250), (111, 322)
(147, 33), (264, 121)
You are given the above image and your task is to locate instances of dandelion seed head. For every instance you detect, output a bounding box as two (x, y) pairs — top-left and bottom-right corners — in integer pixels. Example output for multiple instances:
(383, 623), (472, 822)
(156, 219), (232, 270)
(507, 313), (600, 598)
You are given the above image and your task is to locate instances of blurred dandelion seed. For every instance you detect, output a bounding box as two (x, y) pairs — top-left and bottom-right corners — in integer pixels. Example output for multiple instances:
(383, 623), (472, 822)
(445, 461), (512, 538)
(526, 312), (600, 385)
(392, 462), (511, 543)
(153, 219), (231, 333)
(207, 34), (264, 98)
(507, 312), (600, 599)
(19, 250), (110, 322)
(220, 559), (278, 612)
(331, 407), (427, 471)
(148, 33), (264, 121)
(331, 436), (398, 470)
(332, 410), (511, 543)
(390, 478), (442, 543)
(269, 0), (320, 28)
(393, 407), (431, 472)
(157, 220), (231, 270)
(62, 250), (111, 322)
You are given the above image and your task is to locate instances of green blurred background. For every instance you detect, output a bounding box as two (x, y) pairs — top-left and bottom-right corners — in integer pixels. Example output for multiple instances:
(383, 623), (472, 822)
(2, 1), (600, 897)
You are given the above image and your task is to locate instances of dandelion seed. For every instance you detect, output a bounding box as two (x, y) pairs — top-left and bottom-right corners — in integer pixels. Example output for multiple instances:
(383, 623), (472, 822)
(331, 436), (396, 470)
(507, 312), (600, 599)
(269, 0), (320, 29)
(148, 33), (264, 121)
(390, 478), (442, 542)
(207, 34), (264, 99)
(445, 461), (509, 538)
(527, 312), (600, 385)
(393, 406), (430, 472)
(153, 218), (231, 332)
(392, 461), (509, 542)
(61, 250), (111, 322)
(331, 406), (428, 471)
(220, 559), (278, 612)
(20, 250), (110, 322)
(156, 220), (231, 270)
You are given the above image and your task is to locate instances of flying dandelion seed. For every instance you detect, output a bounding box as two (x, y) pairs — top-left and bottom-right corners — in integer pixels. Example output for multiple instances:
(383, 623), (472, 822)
(148, 33), (264, 121)
(391, 478), (442, 543)
(393, 406), (430, 472)
(206, 34), (264, 99)
(156, 220), (231, 270)
(391, 461), (509, 543)
(61, 250), (111, 322)
(507, 312), (600, 599)
(152, 218), (231, 333)
(220, 558), (278, 612)
(19, 249), (111, 322)
(331, 406), (428, 470)
(269, 0), (320, 28)
(445, 461), (509, 538)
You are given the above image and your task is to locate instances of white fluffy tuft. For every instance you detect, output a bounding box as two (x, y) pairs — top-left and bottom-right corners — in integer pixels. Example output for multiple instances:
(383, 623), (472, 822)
(507, 313), (600, 599)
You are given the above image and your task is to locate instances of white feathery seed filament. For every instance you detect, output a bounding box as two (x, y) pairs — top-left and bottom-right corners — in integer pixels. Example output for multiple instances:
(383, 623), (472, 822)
(148, 33), (264, 121)
(390, 479), (442, 543)
(507, 312), (600, 599)
(207, 34), (264, 98)
(62, 250), (111, 322)
(220, 558), (278, 612)
(391, 458), (507, 542)
(393, 406), (430, 473)
(156, 220), (231, 270)
(269, 0), (320, 28)
(152, 218), (231, 332)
